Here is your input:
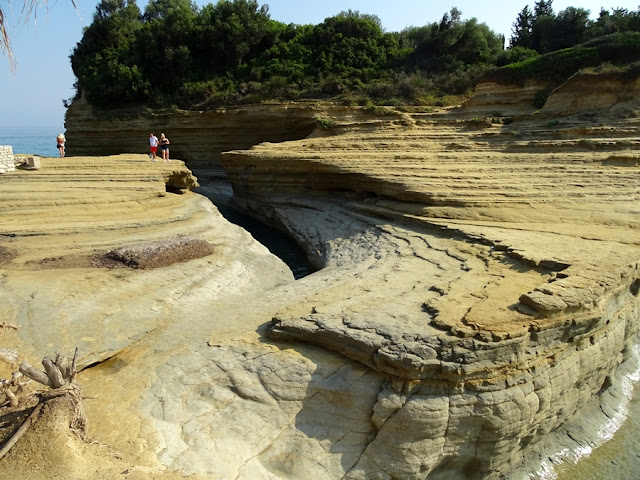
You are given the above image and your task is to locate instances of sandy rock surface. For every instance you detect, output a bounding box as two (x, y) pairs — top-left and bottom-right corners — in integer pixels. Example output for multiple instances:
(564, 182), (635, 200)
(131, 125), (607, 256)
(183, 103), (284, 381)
(0, 95), (639, 479)
(0, 155), (299, 479)
(221, 108), (640, 477)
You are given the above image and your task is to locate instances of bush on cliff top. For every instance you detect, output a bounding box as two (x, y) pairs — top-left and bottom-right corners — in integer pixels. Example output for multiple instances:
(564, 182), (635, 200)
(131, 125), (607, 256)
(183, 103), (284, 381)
(487, 31), (640, 87)
(69, 1), (640, 111)
(69, 3), (505, 109)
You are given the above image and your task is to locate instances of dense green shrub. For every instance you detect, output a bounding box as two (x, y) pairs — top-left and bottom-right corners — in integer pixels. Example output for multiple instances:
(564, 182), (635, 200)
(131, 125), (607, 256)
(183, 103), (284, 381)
(69, 1), (640, 111)
(489, 30), (640, 87)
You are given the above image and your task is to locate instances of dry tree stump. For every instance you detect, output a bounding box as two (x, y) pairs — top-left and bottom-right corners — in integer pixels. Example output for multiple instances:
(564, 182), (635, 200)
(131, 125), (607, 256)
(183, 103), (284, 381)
(0, 348), (86, 459)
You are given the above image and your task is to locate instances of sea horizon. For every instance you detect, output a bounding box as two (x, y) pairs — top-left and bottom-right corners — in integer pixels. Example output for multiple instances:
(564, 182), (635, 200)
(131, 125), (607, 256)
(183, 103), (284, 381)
(0, 125), (66, 157)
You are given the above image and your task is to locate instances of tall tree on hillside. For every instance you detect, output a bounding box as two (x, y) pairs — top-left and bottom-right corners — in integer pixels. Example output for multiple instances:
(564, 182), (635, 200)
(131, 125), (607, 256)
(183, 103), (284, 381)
(511, 0), (558, 53)
(191, 0), (272, 73)
(70, 0), (147, 106)
(531, 0), (555, 52)
(412, 8), (503, 73)
(534, 0), (554, 18)
(593, 7), (639, 35)
(307, 12), (389, 76)
(138, 0), (198, 91)
(551, 7), (591, 50)
(510, 5), (534, 48)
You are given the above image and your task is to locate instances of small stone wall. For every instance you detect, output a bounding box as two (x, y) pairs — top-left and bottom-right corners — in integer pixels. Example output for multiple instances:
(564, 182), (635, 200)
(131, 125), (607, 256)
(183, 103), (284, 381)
(0, 146), (15, 174)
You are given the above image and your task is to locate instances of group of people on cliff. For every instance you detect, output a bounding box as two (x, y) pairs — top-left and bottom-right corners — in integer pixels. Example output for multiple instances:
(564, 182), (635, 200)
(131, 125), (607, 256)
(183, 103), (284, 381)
(149, 133), (170, 162)
(54, 132), (172, 162)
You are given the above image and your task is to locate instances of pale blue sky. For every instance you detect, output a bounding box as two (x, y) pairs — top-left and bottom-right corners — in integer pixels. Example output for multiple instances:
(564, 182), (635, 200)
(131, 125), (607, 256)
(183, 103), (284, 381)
(0, 0), (637, 128)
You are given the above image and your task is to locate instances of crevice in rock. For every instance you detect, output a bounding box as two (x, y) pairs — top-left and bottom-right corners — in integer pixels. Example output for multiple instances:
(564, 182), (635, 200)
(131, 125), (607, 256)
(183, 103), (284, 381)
(77, 351), (123, 373)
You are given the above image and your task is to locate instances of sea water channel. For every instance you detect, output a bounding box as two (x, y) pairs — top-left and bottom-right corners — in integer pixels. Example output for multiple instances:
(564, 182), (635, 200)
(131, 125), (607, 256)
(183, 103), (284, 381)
(194, 183), (315, 280)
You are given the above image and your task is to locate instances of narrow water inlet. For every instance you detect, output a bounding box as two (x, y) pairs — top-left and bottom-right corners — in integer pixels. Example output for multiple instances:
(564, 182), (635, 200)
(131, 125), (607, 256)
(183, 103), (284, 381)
(195, 182), (315, 279)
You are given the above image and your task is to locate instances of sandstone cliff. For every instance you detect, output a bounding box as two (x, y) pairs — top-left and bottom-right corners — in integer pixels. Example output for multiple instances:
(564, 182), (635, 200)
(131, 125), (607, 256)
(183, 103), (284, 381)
(0, 70), (638, 479)
(64, 98), (377, 178)
(220, 107), (640, 478)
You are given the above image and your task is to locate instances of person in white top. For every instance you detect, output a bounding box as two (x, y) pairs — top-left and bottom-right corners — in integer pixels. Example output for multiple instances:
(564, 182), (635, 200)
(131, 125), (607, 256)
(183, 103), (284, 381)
(56, 133), (65, 158)
(149, 133), (158, 161)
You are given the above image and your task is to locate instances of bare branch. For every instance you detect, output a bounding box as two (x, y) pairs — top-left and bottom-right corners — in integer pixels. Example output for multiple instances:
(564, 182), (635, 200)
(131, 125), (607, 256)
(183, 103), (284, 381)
(19, 361), (50, 387)
(0, 6), (16, 72)
(42, 356), (65, 389)
(1, 1), (80, 73)
(70, 347), (78, 383)
(55, 351), (73, 381)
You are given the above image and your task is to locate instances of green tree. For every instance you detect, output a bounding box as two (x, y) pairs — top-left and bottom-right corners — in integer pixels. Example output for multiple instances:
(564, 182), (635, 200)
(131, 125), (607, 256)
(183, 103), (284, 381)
(336, 9), (383, 30)
(550, 7), (591, 50)
(306, 13), (389, 76)
(592, 8), (640, 36)
(137, 0), (198, 93)
(412, 8), (503, 72)
(191, 0), (272, 73)
(143, 0), (198, 21)
(510, 6), (534, 49)
(250, 22), (314, 85)
(70, 0), (147, 107)
(533, 0), (553, 18)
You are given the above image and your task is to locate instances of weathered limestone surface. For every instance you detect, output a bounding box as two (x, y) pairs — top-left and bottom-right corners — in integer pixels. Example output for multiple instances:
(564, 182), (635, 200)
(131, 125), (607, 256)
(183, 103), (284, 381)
(221, 101), (640, 477)
(64, 97), (373, 176)
(1, 71), (639, 479)
(0, 154), (389, 479)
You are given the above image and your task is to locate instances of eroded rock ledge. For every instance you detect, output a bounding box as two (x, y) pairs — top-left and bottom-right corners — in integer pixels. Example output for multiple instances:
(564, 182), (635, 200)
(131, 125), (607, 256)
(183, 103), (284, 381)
(221, 101), (640, 477)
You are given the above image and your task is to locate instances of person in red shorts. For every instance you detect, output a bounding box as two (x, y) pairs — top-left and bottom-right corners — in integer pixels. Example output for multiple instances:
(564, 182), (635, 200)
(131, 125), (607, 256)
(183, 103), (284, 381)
(149, 133), (158, 161)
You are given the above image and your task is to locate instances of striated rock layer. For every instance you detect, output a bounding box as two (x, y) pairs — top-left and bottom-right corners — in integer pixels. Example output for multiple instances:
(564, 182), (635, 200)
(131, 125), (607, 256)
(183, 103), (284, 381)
(221, 106), (640, 477)
(0, 74), (638, 479)
(64, 97), (376, 177)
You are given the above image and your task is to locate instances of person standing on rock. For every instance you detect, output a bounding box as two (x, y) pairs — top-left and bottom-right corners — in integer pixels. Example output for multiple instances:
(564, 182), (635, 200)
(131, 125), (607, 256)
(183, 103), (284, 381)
(56, 133), (65, 158)
(149, 133), (159, 161)
(159, 133), (170, 162)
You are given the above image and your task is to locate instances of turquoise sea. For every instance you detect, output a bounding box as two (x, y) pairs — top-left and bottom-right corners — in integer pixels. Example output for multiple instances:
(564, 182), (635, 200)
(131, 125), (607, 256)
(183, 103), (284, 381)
(1, 126), (639, 480)
(0, 125), (65, 157)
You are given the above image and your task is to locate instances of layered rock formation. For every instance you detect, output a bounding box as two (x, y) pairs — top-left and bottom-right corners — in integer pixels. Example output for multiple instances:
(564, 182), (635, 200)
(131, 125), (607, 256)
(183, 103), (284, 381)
(219, 107), (640, 478)
(1, 71), (639, 479)
(541, 68), (640, 117)
(460, 79), (550, 115)
(64, 98), (373, 177)
(0, 155), (295, 478)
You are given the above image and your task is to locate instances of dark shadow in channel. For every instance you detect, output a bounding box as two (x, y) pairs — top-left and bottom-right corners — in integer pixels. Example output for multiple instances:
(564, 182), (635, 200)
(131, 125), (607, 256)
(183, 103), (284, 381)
(196, 184), (315, 280)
